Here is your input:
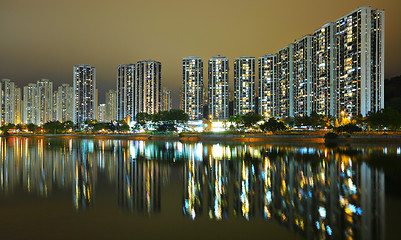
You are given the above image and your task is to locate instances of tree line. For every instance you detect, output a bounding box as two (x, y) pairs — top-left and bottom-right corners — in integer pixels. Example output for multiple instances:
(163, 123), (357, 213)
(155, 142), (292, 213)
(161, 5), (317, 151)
(1, 107), (400, 135)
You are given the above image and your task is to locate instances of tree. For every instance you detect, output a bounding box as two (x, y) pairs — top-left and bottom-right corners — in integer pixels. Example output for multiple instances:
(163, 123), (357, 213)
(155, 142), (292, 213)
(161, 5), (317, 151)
(226, 115), (243, 131)
(151, 109), (189, 133)
(366, 107), (401, 130)
(27, 123), (38, 133)
(341, 123), (362, 133)
(136, 112), (152, 127)
(43, 121), (63, 134)
(260, 118), (286, 132)
(241, 112), (263, 129)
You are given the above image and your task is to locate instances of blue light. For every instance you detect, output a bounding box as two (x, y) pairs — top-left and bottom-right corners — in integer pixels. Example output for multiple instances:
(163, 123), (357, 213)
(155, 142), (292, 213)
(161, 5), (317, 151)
(327, 225), (332, 235)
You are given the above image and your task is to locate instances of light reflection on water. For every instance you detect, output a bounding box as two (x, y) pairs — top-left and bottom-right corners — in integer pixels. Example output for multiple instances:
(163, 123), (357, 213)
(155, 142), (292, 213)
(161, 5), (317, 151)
(0, 137), (394, 239)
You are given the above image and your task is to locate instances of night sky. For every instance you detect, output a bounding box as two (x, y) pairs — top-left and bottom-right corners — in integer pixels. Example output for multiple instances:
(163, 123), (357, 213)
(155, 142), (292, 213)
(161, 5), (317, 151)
(1, 0), (400, 107)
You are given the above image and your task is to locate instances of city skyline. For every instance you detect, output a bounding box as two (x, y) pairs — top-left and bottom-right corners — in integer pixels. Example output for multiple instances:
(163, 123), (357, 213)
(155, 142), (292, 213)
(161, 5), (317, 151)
(1, 1), (400, 107)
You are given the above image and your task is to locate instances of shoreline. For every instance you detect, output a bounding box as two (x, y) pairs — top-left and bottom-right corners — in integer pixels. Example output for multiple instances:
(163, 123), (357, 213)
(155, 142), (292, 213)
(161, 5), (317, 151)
(2, 133), (401, 145)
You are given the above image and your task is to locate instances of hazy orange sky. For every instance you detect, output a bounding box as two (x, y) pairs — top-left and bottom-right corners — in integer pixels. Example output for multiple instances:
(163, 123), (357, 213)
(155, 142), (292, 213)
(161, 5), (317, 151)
(1, 0), (400, 107)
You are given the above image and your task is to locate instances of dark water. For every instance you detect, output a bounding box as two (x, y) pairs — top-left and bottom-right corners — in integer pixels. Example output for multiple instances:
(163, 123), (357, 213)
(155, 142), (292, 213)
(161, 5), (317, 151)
(0, 137), (400, 239)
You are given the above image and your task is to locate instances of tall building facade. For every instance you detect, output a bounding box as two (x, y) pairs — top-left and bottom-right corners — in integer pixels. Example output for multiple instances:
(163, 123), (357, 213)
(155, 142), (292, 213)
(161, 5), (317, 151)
(258, 54), (276, 117)
(23, 84), (37, 124)
(182, 56), (203, 120)
(57, 84), (74, 122)
(312, 23), (336, 116)
(36, 79), (53, 125)
(293, 36), (313, 117)
(117, 64), (135, 121)
(73, 64), (96, 123)
(335, 6), (384, 118)
(259, 7), (384, 119)
(135, 60), (161, 116)
(52, 91), (58, 122)
(233, 56), (255, 116)
(370, 9), (385, 114)
(276, 45), (294, 118)
(0, 79), (15, 126)
(14, 87), (21, 125)
(162, 88), (172, 112)
(208, 55), (229, 120)
(106, 90), (117, 122)
(98, 104), (106, 122)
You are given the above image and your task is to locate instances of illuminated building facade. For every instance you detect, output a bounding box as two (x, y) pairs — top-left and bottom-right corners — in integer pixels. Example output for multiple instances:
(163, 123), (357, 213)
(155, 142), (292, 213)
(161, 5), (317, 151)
(208, 55), (229, 120)
(258, 54), (276, 117)
(73, 64), (96, 123)
(98, 104), (106, 122)
(335, 7), (385, 118)
(182, 56), (203, 120)
(293, 36), (313, 117)
(233, 56), (255, 116)
(162, 87), (172, 111)
(106, 90), (117, 122)
(276, 45), (294, 118)
(36, 79), (53, 125)
(52, 91), (58, 122)
(370, 9), (385, 114)
(312, 23), (336, 116)
(56, 84), (74, 122)
(117, 63), (135, 121)
(14, 87), (21, 125)
(22, 84), (37, 124)
(0, 79), (15, 126)
(135, 60), (162, 116)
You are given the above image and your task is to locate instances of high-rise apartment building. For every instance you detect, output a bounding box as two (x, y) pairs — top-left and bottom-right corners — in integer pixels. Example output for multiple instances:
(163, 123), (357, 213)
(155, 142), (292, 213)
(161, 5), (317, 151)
(23, 84), (37, 124)
(258, 54), (276, 117)
(208, 55), (229, 120)
(233, 56), (255, 116)
(370, 9), (385, 114)
(57, 84), (74, 122)
(276, 45), (294, 118)
(258, 7), (384, 119)
(335, 6), (384, 118)
(52, 91), (58, 122)
(182, 56), (203, 120)
(293, 36), (313, 117)
(106, 90), (117, 122)
(36, 79), (53, 125)
(135, 60), (161, 116)
(312, 23), (336, 116)
(73, 64), (96, 123)
(0, 79), (15, 126)
(162, 88), (172, 112)
(117, 64), (135, 121)
(98, 104), (106, 122)
(14, 87), (21, 125)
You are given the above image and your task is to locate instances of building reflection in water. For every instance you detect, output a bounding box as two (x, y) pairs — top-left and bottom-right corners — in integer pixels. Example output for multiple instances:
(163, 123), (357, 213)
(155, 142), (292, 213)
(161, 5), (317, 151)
(206, 144), (230, 220)
(258, 147), (386, 240)
(0, 137), (389, 239)
(182, 143), (204, 219)
(73, 140), (95, 210)
(117, 140), (165, 215)
(233, 158), (256, 220)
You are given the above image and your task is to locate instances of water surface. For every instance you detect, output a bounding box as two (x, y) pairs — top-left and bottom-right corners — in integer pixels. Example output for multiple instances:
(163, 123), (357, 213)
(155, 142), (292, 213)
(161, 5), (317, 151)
(1, 137), (400, 239)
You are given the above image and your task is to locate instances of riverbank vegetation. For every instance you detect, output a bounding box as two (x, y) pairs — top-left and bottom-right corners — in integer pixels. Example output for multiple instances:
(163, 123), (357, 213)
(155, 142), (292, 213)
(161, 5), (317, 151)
(1, 108), (401, 136)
